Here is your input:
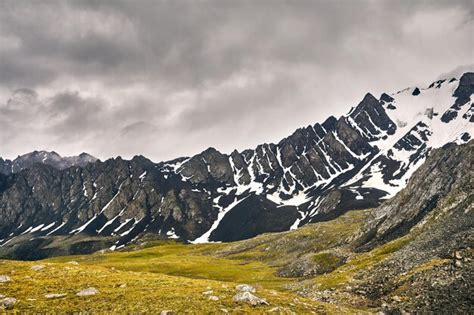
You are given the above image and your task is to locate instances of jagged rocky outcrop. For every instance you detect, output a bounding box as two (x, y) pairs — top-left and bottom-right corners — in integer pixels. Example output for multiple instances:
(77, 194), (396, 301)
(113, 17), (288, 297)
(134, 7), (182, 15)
(355, 140), (473, 250)
(347, 140), (474, 313)
(0, 72), (473, 258)
(0, 151), (97, 175)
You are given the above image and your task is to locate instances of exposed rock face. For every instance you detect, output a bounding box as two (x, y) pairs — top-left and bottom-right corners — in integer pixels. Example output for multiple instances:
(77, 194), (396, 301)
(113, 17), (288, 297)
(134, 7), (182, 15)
(345, 140), (474, 313)
(356, 141), (473, 250)
(0, 151), (97, 175)
(0, 72), (472, 258)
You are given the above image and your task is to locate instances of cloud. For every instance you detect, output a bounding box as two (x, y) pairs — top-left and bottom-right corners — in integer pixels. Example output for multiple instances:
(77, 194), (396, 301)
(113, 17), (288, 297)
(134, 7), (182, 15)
(0, 0), (472, 161)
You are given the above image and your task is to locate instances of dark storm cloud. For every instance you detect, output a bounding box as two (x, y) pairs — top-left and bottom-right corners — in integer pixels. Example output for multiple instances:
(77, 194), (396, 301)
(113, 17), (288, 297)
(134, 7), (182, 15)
(0, 0), (472, 160)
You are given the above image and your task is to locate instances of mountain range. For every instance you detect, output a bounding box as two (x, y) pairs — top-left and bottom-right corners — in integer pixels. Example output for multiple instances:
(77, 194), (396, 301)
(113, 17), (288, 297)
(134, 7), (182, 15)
(0, 71), (472, 259)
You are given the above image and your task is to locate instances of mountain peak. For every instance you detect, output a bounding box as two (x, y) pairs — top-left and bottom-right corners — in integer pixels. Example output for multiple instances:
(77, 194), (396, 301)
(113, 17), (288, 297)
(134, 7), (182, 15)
(0, 151), (98, 174)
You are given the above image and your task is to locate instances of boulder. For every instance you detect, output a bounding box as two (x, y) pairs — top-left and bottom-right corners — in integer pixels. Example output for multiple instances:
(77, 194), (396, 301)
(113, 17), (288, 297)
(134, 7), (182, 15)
(235, 284), (256, 293)
(0, 297), (17, 308)
(31, 265), (46, 271)
(233, 291), (269, 306)
(76, 287), (99, 296)
(0, 275), (11, 283)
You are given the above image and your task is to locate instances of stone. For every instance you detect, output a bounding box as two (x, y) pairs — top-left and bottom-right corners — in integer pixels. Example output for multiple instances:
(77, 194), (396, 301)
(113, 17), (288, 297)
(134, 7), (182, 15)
(76, 287), (99, 296)
(392, 295), (402, 302)
(235, 284), (256, 293)
(0, 275), (11, 283)
(160, 311), (172, 315)
(233, 291), (269, 306)
(45, 293), (67, 299)
(67, 261), (79, 265)
(202, 290), (213, 295)
(31, 265), (46, 271)
(208, 295), (219, 301)
(0, 297), (17, 308)
(119, 283), (127, 288)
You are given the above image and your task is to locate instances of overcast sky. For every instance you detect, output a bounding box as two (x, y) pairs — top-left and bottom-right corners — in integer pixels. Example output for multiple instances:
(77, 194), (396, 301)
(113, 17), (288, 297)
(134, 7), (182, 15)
(0, 0), (472, 161)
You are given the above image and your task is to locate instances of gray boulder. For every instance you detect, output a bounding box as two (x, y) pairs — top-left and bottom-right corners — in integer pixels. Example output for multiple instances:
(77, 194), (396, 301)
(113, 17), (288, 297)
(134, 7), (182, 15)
(0, 275), (11, 283)
(235, 284), (256, 293)
(0, 297), (17, 308)
(76, 287), (99, 296)
(233, 291), (269, 306)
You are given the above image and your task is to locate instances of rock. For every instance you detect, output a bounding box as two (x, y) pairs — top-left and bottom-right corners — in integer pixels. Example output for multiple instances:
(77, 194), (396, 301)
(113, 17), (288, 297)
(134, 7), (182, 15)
(455, 260), (463, 268)
(233, 291), (269, 306)
(160, 310), (172, 315)
(119, 283), (127, 288)
(45, 293), (67, 299)
(236, 284), (256, 293)
(67, 261), (79, 265)
(202, 290), (213, 295)
(76, 287), (99, 296)
(0, 297), (17, 308)
(392, 295), (402, 302)
(0, 275), (11, 283)
(31, 265), (46, 271)
(208, 295), (219, 301)
(454, 251), (462, 260)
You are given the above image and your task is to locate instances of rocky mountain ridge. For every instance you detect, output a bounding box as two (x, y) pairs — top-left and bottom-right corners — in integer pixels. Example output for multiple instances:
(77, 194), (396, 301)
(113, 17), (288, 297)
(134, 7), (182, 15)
(0, 72), (472, 258)
(0, 151), (97, 175)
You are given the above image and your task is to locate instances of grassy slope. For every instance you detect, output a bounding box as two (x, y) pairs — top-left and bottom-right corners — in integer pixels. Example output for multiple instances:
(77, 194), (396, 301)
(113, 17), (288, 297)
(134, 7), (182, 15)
(0, 207), (442, 313)
(0, 259), (341, 313)
(0, 210), (373, 313)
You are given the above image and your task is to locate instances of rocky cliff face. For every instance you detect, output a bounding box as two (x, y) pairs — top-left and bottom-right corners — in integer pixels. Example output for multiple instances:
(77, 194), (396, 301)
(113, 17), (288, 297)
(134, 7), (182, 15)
(0, 72), (473, 258)
(355, 140), (473, 250)
(0, 151), (97, 175)
(346, 140), (473, 313)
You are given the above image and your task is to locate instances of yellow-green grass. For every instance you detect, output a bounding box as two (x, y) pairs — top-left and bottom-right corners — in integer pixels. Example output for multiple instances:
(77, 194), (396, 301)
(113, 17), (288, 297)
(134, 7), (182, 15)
(48, 241), (289, 289)
(312, 252), (344, 273)
(210, 209), (372, 266)
(313, 236), (412, 290)
(0, 210), (375, 312)
(0, 259), (357, 313)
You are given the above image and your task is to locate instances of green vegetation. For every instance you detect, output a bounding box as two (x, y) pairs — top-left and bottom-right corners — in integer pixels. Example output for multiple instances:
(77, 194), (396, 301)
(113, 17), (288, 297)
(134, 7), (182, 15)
(313, 236), (412, 290)
(49, 241), (289, 288)
(0, 246), (357, 313)
(312, 252), (344, 274)
(0, 209), (414, 313)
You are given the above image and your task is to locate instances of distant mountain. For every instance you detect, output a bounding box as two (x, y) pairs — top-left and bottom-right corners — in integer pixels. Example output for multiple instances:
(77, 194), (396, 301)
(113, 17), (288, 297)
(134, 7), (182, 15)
(0, 151), (98, 175)
(0, 71), (472, 259)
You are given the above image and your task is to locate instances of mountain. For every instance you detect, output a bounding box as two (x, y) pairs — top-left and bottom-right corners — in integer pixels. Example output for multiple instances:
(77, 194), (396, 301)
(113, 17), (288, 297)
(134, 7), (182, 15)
(0, 140), (471, 313)
(0, 72), (472, 259)
(0, 151), (98, 175)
